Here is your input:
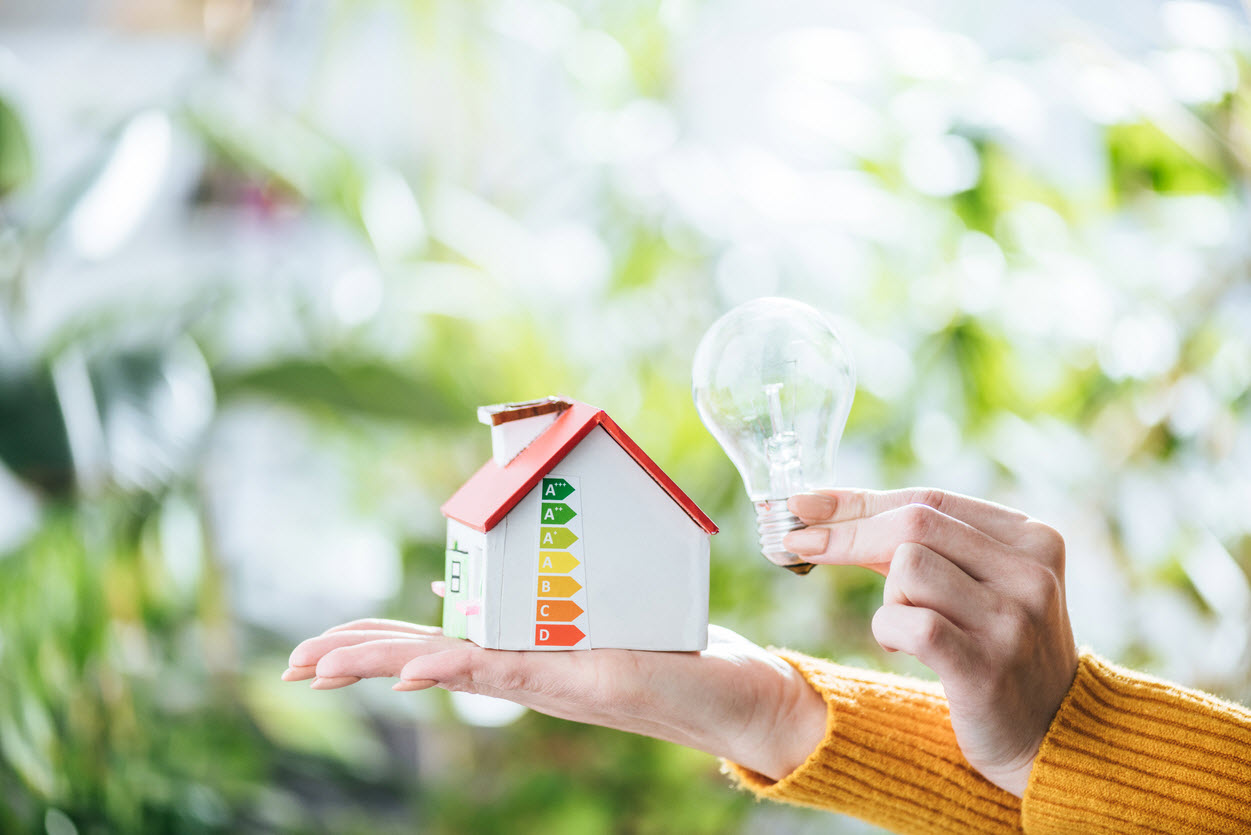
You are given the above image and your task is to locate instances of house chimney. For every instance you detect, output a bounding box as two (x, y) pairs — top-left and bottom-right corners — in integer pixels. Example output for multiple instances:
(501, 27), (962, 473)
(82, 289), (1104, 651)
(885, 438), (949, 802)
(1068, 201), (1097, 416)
(478, 397), (572, 467)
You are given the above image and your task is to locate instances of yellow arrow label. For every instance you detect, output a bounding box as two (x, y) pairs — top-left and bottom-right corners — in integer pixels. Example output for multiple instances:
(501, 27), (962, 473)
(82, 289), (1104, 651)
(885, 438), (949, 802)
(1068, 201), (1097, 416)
(538, 551), (580, 573)
(537, 575), (582, 598)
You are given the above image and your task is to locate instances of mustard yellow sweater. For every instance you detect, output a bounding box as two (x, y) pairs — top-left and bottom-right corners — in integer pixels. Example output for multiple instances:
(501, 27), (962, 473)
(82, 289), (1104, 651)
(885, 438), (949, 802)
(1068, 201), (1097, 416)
(727, 650), (1251, 834)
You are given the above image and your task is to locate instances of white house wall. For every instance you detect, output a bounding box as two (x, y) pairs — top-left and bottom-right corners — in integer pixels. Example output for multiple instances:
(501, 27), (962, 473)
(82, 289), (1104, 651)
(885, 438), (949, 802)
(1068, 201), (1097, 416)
(443, 519), (488, 644)
(496, 426), (709, 651)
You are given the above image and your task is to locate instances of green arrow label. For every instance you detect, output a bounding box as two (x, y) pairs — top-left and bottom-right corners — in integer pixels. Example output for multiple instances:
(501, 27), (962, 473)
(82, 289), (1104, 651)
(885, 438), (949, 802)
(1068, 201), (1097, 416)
(539, 526), (579, 549)
(541, 502), (577, 525)
(542, 477), (575, 501)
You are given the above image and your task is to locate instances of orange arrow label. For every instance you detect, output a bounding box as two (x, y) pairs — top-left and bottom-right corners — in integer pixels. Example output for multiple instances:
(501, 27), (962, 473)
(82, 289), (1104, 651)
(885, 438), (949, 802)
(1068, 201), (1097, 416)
(535, 624), (586, 646)
(536, 600), (584, 622)
(537, 575), (581, 597)
(537, 551), (579, 573)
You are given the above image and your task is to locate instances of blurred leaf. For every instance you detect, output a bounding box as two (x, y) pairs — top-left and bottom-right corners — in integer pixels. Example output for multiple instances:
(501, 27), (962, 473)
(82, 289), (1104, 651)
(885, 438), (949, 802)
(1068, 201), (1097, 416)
(186, 100), (368, 230)
(215, 359), (471, 424)
(1107, 122), (1228, 196)
(0, 96), (33, 197)
(0, 366), (73, 495)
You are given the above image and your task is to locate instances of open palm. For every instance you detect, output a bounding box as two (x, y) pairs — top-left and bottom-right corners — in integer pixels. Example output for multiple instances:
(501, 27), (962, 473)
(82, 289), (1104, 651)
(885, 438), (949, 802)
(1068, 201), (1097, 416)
(284, 619), (827, 781)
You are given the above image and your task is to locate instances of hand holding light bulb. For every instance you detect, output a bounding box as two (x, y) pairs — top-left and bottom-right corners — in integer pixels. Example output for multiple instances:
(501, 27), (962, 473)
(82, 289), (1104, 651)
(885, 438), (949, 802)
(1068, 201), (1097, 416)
(692, 297), (856, 572)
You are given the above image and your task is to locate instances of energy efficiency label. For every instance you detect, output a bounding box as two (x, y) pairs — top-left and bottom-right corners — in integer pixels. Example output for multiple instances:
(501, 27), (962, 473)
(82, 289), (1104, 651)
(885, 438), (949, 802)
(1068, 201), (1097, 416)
(534, 475), (589, 648)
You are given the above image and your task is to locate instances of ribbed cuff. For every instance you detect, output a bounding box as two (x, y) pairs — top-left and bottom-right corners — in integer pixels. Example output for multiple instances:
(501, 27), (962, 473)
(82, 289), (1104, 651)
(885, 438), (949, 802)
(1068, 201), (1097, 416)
(724, 650), (1022, 835)
(1023, 650), (1251, 834)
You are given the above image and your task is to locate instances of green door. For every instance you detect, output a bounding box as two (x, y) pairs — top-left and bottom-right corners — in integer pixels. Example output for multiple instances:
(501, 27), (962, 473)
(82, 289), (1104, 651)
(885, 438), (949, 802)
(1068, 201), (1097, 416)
(442, 538), (470, 639)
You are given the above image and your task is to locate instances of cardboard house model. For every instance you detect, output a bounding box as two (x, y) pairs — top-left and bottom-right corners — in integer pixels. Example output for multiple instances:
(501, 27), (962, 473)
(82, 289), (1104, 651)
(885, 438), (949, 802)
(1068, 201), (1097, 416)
(440, 397), (717, 651)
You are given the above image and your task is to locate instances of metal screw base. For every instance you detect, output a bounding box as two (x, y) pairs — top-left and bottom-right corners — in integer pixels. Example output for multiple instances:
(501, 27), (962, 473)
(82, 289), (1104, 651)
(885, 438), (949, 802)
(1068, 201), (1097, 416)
(754, 500), (815, 575)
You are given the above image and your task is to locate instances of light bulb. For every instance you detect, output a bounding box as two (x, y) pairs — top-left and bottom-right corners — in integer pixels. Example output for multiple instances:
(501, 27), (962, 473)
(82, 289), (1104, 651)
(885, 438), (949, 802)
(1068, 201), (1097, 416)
(692, 297), (855, 574)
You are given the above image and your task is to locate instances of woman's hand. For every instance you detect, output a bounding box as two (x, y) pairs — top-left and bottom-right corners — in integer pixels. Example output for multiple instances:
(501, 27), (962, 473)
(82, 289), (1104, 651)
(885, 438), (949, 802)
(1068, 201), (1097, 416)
(783, 488), (1079, 797)
(284, 621), (827, 782)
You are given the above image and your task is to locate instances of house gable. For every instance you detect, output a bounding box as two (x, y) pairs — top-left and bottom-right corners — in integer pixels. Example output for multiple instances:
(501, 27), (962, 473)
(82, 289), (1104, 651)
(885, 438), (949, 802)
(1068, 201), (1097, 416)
(493, 426), (709, 650)
(441, 400), (717, 536)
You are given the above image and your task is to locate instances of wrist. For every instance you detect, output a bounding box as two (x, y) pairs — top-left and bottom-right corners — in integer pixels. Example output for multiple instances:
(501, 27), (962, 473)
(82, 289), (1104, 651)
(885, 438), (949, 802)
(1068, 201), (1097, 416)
(727, 658), (828, 781)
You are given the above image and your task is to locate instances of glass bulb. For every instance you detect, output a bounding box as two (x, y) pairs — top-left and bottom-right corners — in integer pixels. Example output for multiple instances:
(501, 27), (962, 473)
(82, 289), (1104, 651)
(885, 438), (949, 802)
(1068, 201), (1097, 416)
(692, 297), (856, 573)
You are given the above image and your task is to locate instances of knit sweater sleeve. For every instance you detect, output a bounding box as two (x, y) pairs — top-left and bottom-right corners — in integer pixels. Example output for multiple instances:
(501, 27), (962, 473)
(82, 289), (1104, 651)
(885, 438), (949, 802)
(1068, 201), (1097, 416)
(1021, 651), (1251, 834)
(723, 649), (1023, 834)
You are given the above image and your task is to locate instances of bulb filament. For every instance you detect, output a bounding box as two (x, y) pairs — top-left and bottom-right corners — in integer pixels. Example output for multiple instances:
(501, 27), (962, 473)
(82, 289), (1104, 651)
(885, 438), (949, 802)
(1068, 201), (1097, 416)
(763, 382), (802, 499)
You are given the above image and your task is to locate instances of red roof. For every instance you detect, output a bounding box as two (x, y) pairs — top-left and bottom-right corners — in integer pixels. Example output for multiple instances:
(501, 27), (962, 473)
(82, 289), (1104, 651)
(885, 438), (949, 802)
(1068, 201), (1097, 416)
(441, 399), (718, 535)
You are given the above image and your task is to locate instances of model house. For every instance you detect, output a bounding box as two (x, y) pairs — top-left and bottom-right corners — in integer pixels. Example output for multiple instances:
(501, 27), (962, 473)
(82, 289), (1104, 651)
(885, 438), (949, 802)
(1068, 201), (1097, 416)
(440, 397), (717, 651)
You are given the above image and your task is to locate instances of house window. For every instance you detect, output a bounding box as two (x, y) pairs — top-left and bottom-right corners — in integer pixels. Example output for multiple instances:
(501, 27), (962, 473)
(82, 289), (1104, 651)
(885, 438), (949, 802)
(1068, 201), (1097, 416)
(450, 560), (462, 593)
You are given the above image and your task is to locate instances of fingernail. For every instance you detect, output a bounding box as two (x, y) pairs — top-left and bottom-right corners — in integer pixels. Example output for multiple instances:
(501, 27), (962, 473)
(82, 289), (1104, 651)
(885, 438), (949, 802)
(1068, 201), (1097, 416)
(789, 493), (835, 520)
(282, 665), (315, 682)
(393, 679), (437, 692)
(310, 676), (360, 690)
(783, 527), (829, 555)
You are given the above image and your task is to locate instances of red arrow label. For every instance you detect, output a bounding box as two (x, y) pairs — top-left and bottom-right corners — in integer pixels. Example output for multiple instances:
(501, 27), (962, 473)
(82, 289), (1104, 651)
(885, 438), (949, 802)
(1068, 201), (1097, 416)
(535, 624), (586, 646)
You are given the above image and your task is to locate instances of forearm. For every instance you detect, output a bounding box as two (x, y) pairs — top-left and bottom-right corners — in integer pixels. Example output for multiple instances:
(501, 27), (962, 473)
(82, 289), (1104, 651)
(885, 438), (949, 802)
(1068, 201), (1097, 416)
(725, 651), (1023, 835)
(1022, 651), (1251, 834)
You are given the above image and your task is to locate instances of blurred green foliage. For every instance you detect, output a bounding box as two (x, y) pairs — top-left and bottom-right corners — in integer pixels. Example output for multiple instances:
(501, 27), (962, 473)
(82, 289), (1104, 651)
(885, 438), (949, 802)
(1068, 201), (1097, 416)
(2, 1), (1251, 833)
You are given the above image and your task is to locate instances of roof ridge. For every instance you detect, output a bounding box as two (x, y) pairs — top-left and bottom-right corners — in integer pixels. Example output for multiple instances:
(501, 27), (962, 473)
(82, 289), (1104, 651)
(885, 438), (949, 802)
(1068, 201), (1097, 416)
(440, 399), (717, 535)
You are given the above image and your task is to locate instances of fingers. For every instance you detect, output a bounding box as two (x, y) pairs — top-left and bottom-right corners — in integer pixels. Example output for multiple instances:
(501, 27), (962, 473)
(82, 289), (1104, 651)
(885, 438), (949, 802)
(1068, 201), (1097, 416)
(316, 636), (464, 680)
(399, 647), (480, 685)
(395, 646), (568, 704)
(286, 625), (454, 688)
(290, 629), (425, 670)
(398, 645), (536, 694)
(871, 603), (972, 680)
(322, 619), (443, 637)
(287, 620), (461, 691)
(281, 665), (318, 682)
(285, 628), (411, 681)
(882, 543), (990, 630)
(784, 502), (1010, 579)
(286, 630), (466, 690)
(789, 488), (1032, 546)
(310, 676), (361, 690)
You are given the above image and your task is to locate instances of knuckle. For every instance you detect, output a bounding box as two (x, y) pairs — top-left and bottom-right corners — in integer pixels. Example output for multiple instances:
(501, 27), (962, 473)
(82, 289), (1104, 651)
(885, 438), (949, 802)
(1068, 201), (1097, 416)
(898, 503), (939, 542)
(910, 487), (948, 514)
(485, 654), (531, 693)
(846, 490), (870, 519)
(439, 654), (487, 693)
(913, 609), (947, 650)
(892, 542), (931, 582)
(1033, 566), (1064, 612)
(829, 518), (859, 557)
(1024, 521), (1066, 566)
(1018, 559), (1062, 606)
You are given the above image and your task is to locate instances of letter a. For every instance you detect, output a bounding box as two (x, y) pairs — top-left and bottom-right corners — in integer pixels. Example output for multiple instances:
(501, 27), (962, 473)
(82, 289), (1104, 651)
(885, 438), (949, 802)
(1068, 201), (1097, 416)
(542, 531), (555, 545)
(545, 484), (555, 497)
(543, 508), (555, 521)
(541, 555), (553, 569)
